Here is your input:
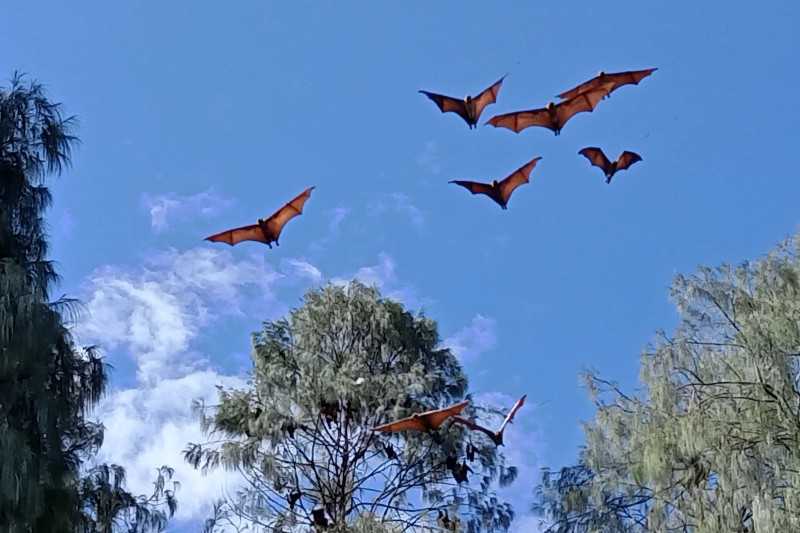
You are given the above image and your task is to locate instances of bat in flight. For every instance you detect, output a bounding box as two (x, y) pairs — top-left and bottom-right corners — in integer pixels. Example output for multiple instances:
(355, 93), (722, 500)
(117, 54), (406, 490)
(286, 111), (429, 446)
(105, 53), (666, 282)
(205, 186), (314, 249)
(419, 75), (506, 129)
(371, 400), (470, 433)
(485, 85), (611, 136)
(449, 156), (542, 210)
(558, 67), (657, 101)
(452, 394), (526, 446)
(578, 147), (642, 183)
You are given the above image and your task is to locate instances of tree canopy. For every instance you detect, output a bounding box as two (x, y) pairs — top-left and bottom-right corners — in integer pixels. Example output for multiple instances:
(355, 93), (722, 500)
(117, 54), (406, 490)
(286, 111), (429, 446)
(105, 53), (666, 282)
(534, 233), (800, 532)
(187, 281), (519, 532)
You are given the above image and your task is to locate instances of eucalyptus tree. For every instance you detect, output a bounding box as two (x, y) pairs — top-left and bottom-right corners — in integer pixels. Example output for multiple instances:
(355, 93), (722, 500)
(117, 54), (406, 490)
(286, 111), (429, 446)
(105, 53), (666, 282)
(534, 234), (800, 532)
(0, 72), (177, 532)
(187, 281), (519, 532)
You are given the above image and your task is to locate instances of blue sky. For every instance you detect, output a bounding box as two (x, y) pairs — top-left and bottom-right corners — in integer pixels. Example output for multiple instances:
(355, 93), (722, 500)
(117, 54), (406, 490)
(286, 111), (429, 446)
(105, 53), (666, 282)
(4, 0), (799, 530)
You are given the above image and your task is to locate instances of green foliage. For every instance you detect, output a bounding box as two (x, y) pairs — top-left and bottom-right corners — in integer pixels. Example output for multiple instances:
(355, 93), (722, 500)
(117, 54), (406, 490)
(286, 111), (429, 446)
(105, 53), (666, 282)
(534, 233), (800, 532)
(187, 281), (517, 532)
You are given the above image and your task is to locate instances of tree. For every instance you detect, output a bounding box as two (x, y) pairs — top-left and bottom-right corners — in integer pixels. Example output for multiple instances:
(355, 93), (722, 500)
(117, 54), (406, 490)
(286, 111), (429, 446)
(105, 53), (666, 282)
(0, 72), (177, 532)
(533, 233), (800, 532)
(186, 281), (519, 532)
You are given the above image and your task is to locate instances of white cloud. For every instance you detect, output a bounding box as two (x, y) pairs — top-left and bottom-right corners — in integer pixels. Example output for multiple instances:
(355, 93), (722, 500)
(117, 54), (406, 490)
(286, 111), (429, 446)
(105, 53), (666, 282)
(331, 252), (431, 311)
(443, 314), (497, 363)
(309, 207), (351, 252)
(416, 140), (442, 175)
(368, 193), (425, 230)
(281, 258), (323, 284)
(142, 189), (234, 234)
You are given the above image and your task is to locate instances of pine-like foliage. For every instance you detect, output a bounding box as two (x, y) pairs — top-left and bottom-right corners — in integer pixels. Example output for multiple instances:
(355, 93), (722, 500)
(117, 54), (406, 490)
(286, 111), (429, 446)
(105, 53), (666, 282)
(534, 233), (800, 532)
(0, 72), (177, 532)
(187, 281), (518, 532)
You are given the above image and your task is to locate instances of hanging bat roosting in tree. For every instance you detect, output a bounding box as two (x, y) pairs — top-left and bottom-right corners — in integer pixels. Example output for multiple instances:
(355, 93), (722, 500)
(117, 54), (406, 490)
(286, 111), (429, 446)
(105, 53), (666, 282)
(450, 461), (473, 484)
(371, 400), (469, 433)
(452, 394), (526, 446)
(485, 85), (612, 136)
(578, 147), (642, 183)
(419, 75), (506, 129)
(558, 68), (657, 101)
(205, 186), (314, 248)
(449, 156), (542, 210)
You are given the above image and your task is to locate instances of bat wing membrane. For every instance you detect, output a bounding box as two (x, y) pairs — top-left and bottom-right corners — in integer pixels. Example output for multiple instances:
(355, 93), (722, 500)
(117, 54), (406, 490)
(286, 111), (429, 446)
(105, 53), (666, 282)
(419, 91), (470, 123)
(497, 394), (526, 434)
(616, 151), (643, 171)
(578, 147), (612, 172)
(450, 180), (496, 197)
(471, 76), (506, 120)
(264, 186), (315, 241)
(205, 224), (267, 246)
(555, 86), (610, 129)
(498, 156), (541, 204)
(485, 108), (552, 133)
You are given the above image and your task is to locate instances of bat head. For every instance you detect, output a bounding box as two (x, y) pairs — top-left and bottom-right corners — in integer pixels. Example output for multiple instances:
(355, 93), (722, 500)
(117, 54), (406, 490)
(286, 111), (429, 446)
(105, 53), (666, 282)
(597, 71), (606, 77)
(465, 95), (473, 103)
(491, 179), (499, 188)
(546, 101), (556, 110)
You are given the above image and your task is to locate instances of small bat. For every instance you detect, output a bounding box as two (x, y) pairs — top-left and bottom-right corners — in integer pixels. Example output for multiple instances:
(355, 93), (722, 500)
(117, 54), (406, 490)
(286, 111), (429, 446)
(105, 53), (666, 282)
(578, 147), (642, 183)
(466, 442), (476, 462)
(451, 461), (473, 484)
(287, 490), (302, 509)
(558, 68), (657, 101)
(419, 75), (506, 129)
(371, 400), (469, 433)
(312, 506), (329, 527)
(384, 442), (398, 460)
(205, 186), (314, 248)
(449, 156), (541, 210)
(485, 86), (611, 136)
(452, 394), (526, 446)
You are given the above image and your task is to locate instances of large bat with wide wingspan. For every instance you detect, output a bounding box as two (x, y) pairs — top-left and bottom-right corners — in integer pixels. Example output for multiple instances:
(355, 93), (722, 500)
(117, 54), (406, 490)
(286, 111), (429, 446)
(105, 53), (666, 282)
(419, 75), (506, 129)
(558, 68), (657, 101)
(452, 395), (526, 446)
(449, 156), (541, 209)
(579, 147), (642, 184)
(485, 85), (611, 136)
(205, 186), (314, 248)
(371, 400), (470, 433)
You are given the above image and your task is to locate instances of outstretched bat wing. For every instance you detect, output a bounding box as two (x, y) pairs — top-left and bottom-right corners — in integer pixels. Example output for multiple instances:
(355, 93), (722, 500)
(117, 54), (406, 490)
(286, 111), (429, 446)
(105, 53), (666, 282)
(470, 76), (506, 121)
(485, 108), (552, 133)
(451, 415), (498, 441)
(578, 147), (613, 173)
(263, 186), (315, 241)
(372, 400), (469, 433)
(497, 394), (527, 435)
(419, 91), (470, 123)
(497, 156), (542, 205)
(554, 86), (610, 130)
(205, 223), (267, 246)
(449, 180), (496, 198)
(616, 151), (643, 171)
(558, 68), (657, 100)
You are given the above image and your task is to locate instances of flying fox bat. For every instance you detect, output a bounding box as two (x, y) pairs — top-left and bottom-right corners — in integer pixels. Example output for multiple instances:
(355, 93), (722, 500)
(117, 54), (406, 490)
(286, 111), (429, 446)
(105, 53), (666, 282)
(578, 147), (642, 183)
(452, 394), (526, 446)
(451, 461), (473, 484)
(419, 75), (506, 129)
(558, 68), (657, 101)
(485, 85), (611, 136)
(205, 186), (314, 248)
(449, 156), (541, 210)
(371, 400), (469, 433)
(466, 442), (476, 462)
(287, 490), (302, 510)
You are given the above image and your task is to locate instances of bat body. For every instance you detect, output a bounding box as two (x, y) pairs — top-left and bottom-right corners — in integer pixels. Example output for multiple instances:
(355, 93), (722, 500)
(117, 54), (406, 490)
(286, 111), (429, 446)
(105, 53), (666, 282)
(451, 461), (472, 484)
(558, 68), (657, 101)
(452, 394), (526, 446)
(449, 156), (541, 210)
(578, 147), (642, 183)
(288, 490), (302, 509)
(205, 186), (314, 248)
(485, 86), (611, 136)
(371, 400), (469, 433)
(419, 76), (505, 129)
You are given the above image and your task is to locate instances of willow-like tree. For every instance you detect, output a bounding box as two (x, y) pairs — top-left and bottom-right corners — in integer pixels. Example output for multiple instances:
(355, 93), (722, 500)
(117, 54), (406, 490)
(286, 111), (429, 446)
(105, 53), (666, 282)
(0, 73), (177, 532)
(533, 233), (800, 532)
(186, 281), (519, 532)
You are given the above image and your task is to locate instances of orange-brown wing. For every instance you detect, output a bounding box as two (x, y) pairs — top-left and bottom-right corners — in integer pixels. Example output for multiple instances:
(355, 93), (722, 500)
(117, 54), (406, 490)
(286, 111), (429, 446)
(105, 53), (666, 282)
(554, 86), (610, 130)
(419, 400), (470, 429)
(263, 186), (315, 241)
(419, 91), (470, 123)
(616, 151), (642, 171)
(372, 415), (428, 433)
(497, 394), (526, 434)
(449, 180), (495, 198)
(485, 108), (552, 133)
(205, 223), (267, 246)
(578, 147), (612, 173)
(603, 68), (657, 95)
(557, 74), (605, 101)
(470, 75), (506, 120)
(497, 156), (542, 205)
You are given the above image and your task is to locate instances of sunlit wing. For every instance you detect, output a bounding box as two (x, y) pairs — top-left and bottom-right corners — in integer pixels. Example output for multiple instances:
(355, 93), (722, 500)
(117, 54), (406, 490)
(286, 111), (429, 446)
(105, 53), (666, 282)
(264, 186), (315, 240)
(205, 223), (267, 246)
(578, 147), (612, 172)
(471, 75), (506, 119)
(419, 400), (470, 429)
(617, 151), (643, 171)
(498, 156), (542, 203)
(555, 86), (610, 128)
(497, 394), (526, 434)
(372, 416), (428, 433)
(604, 68), (658, 95)
(419, 91), (470, 123)
(485, 108), (551, 133)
